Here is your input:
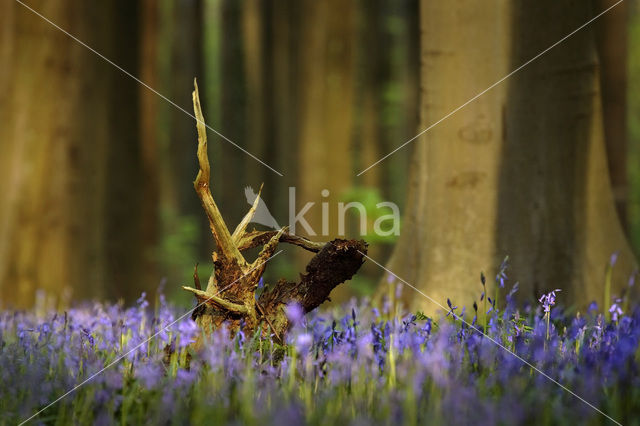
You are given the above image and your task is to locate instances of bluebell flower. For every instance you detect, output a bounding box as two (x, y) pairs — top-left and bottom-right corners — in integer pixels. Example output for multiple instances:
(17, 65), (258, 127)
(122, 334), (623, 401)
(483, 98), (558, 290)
(136, 292), (149, 310)
(286, 303), (304, 326)
(610, 251), (619, 267)
(496, 256), (509, 288)
(609, 299), (623, 322)
(295, 333), (313, 353)
(538, 289), (561, 313)
(446, 299), (458, 317)
(134, 361), (163, 389)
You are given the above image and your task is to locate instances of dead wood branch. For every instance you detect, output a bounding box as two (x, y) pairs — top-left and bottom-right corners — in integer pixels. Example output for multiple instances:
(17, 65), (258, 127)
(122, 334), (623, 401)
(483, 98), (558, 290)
(185, 79), (367, 342)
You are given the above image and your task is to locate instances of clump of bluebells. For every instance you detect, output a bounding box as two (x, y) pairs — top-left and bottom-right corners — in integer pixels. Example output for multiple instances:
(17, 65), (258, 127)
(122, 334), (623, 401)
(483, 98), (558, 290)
(2, 283), (640, 425)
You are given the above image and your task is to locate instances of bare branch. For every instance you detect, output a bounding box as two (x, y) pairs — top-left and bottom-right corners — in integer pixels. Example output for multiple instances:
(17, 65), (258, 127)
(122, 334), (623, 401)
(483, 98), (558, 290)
(192, 79), (246, 269)
(193, 264), (201, 290)
(246, 227), (288, 287)
(232, 183), (264, 243)
(182, 286), (249, 314)
(237, 230), (327, 253)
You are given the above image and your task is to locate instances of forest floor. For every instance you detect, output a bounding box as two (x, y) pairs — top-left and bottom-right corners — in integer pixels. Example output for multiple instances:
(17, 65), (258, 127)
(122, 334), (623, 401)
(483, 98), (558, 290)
(2, 279), (639, 426)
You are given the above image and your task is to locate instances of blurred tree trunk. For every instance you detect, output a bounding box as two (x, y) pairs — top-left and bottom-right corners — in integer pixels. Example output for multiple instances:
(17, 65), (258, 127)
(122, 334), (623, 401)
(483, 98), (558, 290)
(355, 0), (383, 279)
(595, 0), (628, 230)
(497, 1), (636, 307)
(242, 0), (267, 187)
(358, 0), (384, 190)
(0, 1), (93, 307)
(296, 0), (357, 300)
(268, 0), (299, 216)
(166, 0), (205, 228)
(0, 1), (150, 307)
(628, 3), (640, 256)
(217, 0), (247, 227)
(104, 1), (146, 301)
(385, 1), (511, 312)
(297, 0), (356, 237)
(138, 0), (161, 294)
(393, 0), (420, 208)
(387, 1), (636, 314)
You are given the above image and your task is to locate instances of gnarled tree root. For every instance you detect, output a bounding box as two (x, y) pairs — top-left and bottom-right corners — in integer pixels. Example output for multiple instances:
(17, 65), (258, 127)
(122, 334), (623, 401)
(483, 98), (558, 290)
(183, 80), (367, 346)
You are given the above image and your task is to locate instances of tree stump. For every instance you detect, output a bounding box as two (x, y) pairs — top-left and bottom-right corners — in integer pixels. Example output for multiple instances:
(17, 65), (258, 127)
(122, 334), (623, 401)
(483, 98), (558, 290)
(182, 80), (367, 344)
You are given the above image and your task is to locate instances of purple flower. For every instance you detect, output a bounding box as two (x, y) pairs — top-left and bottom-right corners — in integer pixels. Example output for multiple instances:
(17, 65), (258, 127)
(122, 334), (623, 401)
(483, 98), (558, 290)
(81, 327), (95, 348)
(446, 299), (458, 317)
(629, 271), (637, 288)
(538, 289), (561, 313)
(507, 282), (519, 299)
(136, 292), (149, 310)
(286, 303), (304, 325)
(610, 252), (619, 267)
(175, 369), (197, 386)
(134, 361), (163, 389)
(609, 299), (623, 322)
(496, 256), (509, 288)
(295, 333), (313, 353)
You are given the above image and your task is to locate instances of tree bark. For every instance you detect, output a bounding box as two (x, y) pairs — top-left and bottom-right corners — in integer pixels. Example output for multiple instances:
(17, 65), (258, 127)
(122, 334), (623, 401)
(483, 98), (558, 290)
(386, 1), (637, 314)
(297, 0), (356, 237)
(497, 1), (636, 306)
(385, 0), (510, 313)
(138, 0), (161, 297)
(0, 0), (154, 307)
(0, 1), (94, 307)
(595, 0), (628, 230)
(104, 0), (146, 301)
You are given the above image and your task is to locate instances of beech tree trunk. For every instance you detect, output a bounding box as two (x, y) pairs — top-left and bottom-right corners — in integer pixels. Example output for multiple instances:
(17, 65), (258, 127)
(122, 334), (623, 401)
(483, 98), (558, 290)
(0, 0), (152, 307)
(497, 1), (636, 306)
(385, 1), (510, 313)
(595, 0), (628, 230)
(0, 1), (98, 307)
(139, 0), (161, 290)
(386, 1), (636, 314)
(297, 0), (356, 237)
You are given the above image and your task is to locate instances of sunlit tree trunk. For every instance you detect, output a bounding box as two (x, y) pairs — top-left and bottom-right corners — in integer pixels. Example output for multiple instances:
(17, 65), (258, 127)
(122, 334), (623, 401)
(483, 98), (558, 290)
(0, 1), (107, 307)
(0, 1), (151, 307)
(385, 1), (510, 313)
(387, 1), (637, 314)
